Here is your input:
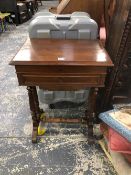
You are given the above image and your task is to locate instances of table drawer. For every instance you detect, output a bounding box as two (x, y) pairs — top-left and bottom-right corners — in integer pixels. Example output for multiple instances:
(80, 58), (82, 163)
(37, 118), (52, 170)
(16, 65), (107, 75)
(17, 73), (105, 87)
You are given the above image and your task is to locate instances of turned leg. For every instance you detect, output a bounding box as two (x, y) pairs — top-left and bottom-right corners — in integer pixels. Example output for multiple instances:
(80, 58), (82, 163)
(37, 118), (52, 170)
(27, 86), (40, 143)
(31, 87), (42, 115)
(86, 88), (98, 143)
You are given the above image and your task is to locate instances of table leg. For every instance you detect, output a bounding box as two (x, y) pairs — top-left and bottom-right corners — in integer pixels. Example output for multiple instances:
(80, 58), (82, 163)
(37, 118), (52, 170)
(27, 86), (41, 143)
(87, 88), (98, 143)
(32, 86), (42, 115)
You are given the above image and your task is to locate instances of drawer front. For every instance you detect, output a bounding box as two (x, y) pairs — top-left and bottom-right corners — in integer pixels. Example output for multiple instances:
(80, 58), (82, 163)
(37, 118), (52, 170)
(16, 65), (107, 75)
(16, 65), (107, 89)
(17, 73), (106, 89)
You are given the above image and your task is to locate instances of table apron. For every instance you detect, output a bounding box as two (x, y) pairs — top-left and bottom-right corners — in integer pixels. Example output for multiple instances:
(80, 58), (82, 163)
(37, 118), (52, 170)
(16, 73), (106, 88)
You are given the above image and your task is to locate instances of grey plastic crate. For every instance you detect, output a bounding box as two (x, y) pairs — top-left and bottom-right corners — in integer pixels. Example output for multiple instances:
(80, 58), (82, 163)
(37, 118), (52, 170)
(29, 12), (98, 40)
(38, 89), (90, 104)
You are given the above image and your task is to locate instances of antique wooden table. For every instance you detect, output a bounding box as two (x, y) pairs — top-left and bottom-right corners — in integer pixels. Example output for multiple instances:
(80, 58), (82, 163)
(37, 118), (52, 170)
(10, 39), (113, 143)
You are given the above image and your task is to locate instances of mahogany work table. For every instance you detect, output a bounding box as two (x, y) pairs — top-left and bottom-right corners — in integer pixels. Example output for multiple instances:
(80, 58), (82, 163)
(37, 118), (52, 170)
(10, 39), (113, 143)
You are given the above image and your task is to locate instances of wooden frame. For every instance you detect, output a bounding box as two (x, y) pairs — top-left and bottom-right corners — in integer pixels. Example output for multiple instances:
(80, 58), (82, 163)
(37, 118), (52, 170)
(101, 0), (131, 110)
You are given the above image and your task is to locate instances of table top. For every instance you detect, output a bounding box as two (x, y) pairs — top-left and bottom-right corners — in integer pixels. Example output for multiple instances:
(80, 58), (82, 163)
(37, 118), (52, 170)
(10, 39), (113, 67)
